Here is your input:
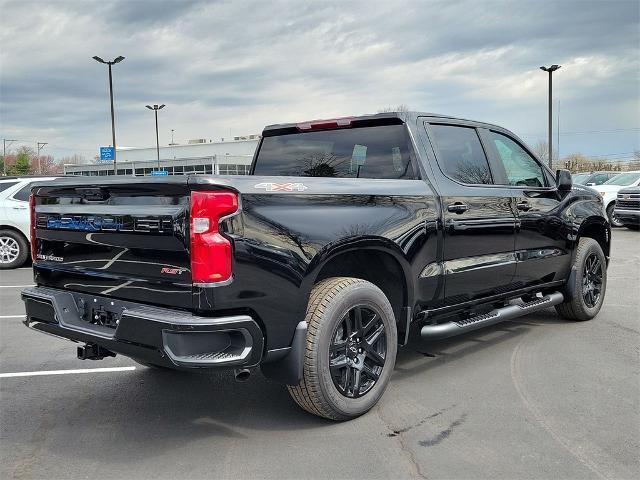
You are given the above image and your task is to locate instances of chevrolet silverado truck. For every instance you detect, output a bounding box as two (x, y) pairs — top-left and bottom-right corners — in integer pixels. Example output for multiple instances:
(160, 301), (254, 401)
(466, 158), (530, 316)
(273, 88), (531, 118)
(22, 112), (610, 420)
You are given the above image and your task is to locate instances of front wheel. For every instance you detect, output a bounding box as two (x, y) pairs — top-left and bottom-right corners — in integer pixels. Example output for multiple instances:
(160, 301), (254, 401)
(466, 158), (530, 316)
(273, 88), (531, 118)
(288, 277), (397, 421)
(606, 203), (624, 228)
(556, 238), (607, 321)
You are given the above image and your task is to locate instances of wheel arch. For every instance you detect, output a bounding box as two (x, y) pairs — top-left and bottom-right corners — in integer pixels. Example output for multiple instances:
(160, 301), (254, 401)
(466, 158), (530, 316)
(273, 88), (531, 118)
(576, 216), (611, 261)
(0, 224), (29, 242)
(301, 237), (414, 341)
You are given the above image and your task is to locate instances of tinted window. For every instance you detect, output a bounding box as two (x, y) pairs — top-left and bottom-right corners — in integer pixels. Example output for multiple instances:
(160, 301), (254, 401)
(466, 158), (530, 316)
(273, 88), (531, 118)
(604, 172), (640, 186)
(572, 173), (590, 184)
(12, 183), (33, 201)
(490, 131), (546, 187)
(254, 125), (416, 179)
(429, 124), (492, 184)
(592, 174), (610, 185)
(0, 181), (19, 193)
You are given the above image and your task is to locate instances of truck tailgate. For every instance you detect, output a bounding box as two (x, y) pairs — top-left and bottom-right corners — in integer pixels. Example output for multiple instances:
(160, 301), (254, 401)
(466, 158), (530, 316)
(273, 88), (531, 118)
(32, 179), (194, 309)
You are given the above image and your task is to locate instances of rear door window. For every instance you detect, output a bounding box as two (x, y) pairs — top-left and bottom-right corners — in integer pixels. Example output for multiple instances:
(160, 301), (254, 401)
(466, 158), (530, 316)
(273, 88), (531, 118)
(253, 125), (417, 179)
(428, 124), (493, 185)
(0, 181), (19, 193)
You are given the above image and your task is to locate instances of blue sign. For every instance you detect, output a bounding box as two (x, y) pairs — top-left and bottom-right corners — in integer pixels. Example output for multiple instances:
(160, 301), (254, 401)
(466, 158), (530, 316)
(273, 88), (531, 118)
(99, 147), (115, 161)
(150, 170), (168, 176)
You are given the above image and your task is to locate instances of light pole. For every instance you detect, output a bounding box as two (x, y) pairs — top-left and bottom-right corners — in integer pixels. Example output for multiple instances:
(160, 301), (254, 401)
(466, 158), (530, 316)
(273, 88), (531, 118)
(540, 64), (561, 168)
(36, 142), (47, 174)
(93, 55), (125, 174)
(146, 104), (165, 169)
(2, 139), (17, 176)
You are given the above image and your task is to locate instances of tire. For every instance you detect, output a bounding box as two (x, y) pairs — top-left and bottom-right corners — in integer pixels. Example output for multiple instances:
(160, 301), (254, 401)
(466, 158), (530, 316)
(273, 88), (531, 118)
(606, 203), (624, 228)
(555, 238), (607, 321)
(0, 229), (29, 269)
(287, 277), (398, 421)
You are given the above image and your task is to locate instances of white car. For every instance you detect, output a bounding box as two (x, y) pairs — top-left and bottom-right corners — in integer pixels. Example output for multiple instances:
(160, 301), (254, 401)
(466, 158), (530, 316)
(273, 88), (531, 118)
(0, 176), (58, 268)
(596, 171), (640, 227)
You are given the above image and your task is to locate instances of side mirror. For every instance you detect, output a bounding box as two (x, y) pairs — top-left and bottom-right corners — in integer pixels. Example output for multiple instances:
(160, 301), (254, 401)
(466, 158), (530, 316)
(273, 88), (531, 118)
(586, 182), (595, 186)
(556, 169), (572, 191)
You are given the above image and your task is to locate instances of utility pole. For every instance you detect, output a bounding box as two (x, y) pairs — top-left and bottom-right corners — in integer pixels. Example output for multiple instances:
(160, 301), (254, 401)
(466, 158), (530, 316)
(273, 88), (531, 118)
(93, 55), (125, 174)
(145, 104), (165, 169)
(2, 139), (17, 176)
(36, 142), (47, 174)
(540, 64), (561, 169)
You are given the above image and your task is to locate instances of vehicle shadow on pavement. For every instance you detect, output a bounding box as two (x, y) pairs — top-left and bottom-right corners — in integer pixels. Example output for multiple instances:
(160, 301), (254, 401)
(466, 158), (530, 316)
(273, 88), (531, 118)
(394, 308), (565, 381)
(8, 310), (573, 467)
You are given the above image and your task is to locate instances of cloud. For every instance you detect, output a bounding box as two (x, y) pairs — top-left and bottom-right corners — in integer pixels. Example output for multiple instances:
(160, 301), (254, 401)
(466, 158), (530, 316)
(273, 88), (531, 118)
(0, 0), (638, 160)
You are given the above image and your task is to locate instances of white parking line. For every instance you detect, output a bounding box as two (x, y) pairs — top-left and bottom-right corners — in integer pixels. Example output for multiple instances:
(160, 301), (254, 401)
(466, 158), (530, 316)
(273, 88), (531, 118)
(0, 285), (35, 288)
(0, 366), (136, 378)
(0, 315), (25, 319)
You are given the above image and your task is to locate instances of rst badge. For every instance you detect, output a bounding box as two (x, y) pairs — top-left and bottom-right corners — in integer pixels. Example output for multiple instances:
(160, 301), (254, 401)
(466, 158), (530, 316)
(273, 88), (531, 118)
(254, 182), (308, 192)
(160, 267), (188, 275)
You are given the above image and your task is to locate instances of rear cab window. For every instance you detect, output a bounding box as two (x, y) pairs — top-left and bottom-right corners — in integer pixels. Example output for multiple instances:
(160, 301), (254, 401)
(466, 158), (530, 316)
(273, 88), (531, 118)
(253, 125), (417, 179)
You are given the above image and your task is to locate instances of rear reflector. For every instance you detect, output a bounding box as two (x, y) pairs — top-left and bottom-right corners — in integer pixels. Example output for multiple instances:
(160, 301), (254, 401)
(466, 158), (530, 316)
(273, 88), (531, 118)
(296, 117), (354, 131)
(190, 190), (238, 284)
(29, 193), (36, 262)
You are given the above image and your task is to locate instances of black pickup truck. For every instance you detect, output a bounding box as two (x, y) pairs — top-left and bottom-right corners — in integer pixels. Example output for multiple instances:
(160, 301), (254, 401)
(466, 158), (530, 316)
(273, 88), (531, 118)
(22, 112), (610, 420)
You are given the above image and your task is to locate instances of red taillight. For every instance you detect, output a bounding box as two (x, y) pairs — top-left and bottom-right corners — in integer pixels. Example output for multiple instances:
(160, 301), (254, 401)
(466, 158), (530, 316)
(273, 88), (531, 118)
(296, 117), (354, 131)
(190, 190), (238, 284)
(29, 193), (37, 262)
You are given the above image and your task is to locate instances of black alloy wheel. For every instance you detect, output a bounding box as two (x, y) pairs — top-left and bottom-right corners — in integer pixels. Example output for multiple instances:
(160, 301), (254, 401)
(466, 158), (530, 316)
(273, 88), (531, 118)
(329, 305), (387, 399)
(582, 252), (603, 308)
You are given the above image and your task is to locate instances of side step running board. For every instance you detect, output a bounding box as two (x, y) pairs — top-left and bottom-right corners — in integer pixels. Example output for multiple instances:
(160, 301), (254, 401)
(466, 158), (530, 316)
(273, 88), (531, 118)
(420, 292), (564, 341)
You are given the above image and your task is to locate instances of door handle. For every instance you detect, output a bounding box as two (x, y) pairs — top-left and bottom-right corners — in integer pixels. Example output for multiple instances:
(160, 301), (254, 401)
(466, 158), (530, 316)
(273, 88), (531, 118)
(12, 206), (28, 210)
(516, 201), (531, 211)
(447, 202), (468, 214)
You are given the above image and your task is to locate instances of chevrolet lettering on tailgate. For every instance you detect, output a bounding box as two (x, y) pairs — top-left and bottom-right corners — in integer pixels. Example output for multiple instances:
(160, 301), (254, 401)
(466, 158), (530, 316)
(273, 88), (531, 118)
(38, 214), (175, 234)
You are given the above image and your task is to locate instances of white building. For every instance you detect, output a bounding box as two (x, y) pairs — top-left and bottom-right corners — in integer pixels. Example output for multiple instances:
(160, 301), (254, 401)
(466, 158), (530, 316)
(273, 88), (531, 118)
(65, 137), (260, 176)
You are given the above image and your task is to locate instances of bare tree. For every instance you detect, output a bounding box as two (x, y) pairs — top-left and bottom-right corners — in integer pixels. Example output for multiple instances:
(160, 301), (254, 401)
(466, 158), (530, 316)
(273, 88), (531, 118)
(532, 140), (549, 165)
(377, 104), (410, 113)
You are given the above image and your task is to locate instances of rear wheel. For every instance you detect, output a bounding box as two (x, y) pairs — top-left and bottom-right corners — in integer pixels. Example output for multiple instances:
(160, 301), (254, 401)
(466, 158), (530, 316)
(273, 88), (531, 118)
(556, 238), (607, 321)
(606, 203), (623, 227)
(0, 230), (29, 269)
(288, 277), (397, 421)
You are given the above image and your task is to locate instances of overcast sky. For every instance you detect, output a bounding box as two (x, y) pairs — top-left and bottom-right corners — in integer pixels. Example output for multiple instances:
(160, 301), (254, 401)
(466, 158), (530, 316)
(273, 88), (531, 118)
(1, 0), (638, 162)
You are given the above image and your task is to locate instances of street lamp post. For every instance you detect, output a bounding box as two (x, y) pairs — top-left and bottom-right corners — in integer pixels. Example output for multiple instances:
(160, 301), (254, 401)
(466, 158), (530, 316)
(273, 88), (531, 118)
(36, 142), (47, 174)
(540, 64), (561, 169)
(146, 104), (165, 169)
(93, 55), (125, 174)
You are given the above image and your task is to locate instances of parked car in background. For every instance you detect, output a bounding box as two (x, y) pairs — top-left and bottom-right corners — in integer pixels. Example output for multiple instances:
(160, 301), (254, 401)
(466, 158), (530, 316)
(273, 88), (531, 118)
(596, 171), (640, 227)
(572, 171), (619, 186)
(0, 176), (58, 268)
(614, 186), (640, 230)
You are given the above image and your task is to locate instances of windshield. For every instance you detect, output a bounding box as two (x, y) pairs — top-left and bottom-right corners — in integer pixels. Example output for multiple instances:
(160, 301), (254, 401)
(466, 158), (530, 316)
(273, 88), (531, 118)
(253, 125), (417, 179)
(572, 173), (590, 184)
(603, 172), (640, 186)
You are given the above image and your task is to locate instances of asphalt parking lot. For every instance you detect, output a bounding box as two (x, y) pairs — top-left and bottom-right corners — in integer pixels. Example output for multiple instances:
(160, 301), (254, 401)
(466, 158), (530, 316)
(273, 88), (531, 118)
(1, 230), (638, 480)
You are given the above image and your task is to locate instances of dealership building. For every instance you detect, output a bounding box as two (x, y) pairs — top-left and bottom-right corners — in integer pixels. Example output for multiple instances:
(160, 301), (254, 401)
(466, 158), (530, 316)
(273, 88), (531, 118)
(64, 136), (260, 176)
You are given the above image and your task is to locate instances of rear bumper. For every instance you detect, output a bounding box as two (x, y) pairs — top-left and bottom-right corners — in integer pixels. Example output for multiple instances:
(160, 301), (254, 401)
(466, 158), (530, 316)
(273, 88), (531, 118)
(21, 286), (264, 369)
